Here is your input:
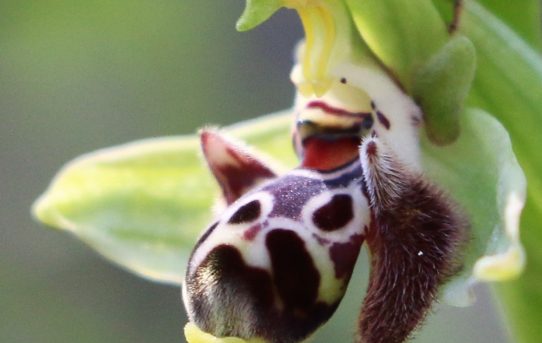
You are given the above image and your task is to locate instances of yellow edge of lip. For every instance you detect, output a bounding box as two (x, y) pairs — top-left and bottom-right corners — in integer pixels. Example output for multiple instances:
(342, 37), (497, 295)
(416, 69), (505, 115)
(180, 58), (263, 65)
(473, 244), (526, 281)
(184, 323), (265, 343)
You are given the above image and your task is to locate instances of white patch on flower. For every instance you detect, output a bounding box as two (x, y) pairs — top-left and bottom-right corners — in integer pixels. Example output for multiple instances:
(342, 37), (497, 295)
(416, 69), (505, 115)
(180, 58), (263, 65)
(291, 43), (423, 173)
(332, 63), (423, 171)
(189, 191), (274, 271)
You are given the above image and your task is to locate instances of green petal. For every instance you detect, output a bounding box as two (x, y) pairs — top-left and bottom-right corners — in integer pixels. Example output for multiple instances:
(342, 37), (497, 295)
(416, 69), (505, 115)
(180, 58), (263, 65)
(421, 108), (526, 306)
(413, 35), (476, 145)
(236, 0), (282, 32)
(32, 110), (295, 284)
(346, 0), (448, 90)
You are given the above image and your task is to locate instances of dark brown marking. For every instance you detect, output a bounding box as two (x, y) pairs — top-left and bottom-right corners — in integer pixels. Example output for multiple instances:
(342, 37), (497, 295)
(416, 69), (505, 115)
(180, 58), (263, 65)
(449, 0), (463, 33)
(312, 194), (354, 231)
(375, 111), (391, 130)
(228, 200), (261, 224)
(266, 229), (320, 310)
(188, 221), (219, 265)
(307, 101), (371, 119)
(340, 77), (347, 84)
(365, 141), (377, 157)
(329, 234), (364, 279)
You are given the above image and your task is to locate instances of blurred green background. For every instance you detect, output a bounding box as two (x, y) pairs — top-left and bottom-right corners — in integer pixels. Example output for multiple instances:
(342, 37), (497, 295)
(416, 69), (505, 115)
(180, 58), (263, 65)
(0, 1), (511, 342)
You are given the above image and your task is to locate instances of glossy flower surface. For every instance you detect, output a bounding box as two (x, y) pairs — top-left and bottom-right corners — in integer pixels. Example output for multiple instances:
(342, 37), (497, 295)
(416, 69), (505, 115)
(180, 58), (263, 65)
(33, 1), (542, 342)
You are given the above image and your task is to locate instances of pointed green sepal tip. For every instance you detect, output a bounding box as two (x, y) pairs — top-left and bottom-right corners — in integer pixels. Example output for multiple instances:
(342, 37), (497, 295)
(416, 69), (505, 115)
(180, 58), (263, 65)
(236, 0), (282, 32)
(32, 193), (62, 230)
(413, 35), (476, 145)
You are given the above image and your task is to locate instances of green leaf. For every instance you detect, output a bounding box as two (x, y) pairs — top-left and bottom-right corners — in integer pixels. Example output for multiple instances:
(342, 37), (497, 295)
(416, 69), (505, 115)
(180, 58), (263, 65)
(475, 0), (542, 51)
(345, 0), (449, 90)
(32, 110), (296, 285)
(459, 2), (542, 342)
(236, 0), (282, 32)
(413, 35), (476, 145)
(421, 108), (526, 306)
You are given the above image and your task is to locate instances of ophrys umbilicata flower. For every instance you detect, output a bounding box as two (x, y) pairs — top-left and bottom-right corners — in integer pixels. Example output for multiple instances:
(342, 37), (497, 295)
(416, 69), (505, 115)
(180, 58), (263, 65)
(33, 1), (542, 342)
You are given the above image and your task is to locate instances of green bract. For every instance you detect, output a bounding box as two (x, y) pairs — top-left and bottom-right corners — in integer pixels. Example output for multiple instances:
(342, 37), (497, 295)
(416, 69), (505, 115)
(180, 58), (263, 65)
(33, 1), (542, 342)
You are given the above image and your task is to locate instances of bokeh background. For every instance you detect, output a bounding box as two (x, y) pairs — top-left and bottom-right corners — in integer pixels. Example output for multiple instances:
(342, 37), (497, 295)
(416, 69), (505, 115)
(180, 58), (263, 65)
(0, 1), (512, 342)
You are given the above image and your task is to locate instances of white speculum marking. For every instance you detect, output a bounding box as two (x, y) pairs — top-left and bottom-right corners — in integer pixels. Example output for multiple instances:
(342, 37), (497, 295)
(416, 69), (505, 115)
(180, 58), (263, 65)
(187, 162), (371, 310)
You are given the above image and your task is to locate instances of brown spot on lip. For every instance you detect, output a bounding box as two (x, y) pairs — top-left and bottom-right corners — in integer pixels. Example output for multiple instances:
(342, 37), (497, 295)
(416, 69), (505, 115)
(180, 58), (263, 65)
(228, 200), (261, 224)
(312, 194), (354, 231)
(307, 101), (371, 120)
(376, 111), (391, 130)
(266, 229), (320, 310)
(329, 234), (364, 279)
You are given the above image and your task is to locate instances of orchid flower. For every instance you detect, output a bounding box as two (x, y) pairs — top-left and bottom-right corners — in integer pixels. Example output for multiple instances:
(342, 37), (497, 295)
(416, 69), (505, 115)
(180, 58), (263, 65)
(32, 1), (542, 342)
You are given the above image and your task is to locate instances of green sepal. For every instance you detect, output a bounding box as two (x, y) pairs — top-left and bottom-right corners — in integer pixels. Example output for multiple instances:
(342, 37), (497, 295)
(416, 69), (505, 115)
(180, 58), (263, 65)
(413, 35), (476, 145)
(345, 0), (449, 90)
(32, 111), (295, 284)
(236, 0), (282, 32)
